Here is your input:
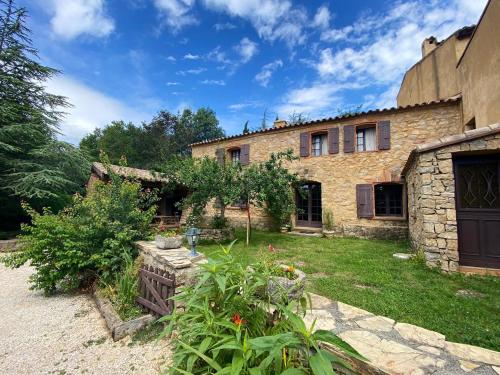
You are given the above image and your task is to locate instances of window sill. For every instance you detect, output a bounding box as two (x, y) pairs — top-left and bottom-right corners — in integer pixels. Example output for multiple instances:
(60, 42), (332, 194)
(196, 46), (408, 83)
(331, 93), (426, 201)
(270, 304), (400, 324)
(373, 216), (406, 221)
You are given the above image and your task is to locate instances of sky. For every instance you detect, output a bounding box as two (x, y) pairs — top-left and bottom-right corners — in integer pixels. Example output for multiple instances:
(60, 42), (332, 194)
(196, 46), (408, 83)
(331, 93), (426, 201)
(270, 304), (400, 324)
(19, 0), (487, 144)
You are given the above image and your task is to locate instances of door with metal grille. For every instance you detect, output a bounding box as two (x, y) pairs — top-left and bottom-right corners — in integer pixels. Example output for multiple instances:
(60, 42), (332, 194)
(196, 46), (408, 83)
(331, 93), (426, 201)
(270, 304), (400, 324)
(296, 183), (322, 228)
(454, 155), (500, 268)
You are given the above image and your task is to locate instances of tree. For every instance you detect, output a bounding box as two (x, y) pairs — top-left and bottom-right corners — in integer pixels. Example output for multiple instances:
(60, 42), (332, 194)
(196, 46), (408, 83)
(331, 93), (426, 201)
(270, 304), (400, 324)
(0, 0), (89, 228)
(261, 108), (268, 130)
(240, 149), (299, 244)
(288, 111), (309, 125)
(242, 120), (249, 134)
(79, 107), (225, 169)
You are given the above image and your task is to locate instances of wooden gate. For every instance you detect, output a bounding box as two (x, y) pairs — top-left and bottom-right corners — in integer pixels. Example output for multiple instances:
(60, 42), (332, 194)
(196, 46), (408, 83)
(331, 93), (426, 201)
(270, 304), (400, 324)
(136, 265), (176, 316)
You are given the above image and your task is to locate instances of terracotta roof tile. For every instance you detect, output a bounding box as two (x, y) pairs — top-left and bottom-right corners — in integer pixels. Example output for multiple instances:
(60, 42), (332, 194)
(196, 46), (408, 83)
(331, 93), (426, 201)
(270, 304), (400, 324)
(91, 162), (167, 183)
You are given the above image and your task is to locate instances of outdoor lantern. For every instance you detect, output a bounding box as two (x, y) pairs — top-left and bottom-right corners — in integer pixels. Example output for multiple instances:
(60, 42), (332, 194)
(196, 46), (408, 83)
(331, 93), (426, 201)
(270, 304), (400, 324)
(185, 227), (201, 256)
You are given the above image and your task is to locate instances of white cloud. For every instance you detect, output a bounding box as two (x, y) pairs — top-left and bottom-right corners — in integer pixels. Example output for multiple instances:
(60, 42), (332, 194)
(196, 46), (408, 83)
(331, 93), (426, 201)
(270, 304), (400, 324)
(153, 0), (198, 32)
(166, 81), (180, 86)
(201, 79), (226, 86)
(45, 75), (149, 144)
(166, 55), (177, 62)
(176, 67), (207, 75)
(48, 0), (114, 40)
(214, 22), (236, 31)
(313, 5), (330, 29)
(255, 59), (283, 87)
(183, 53), (200, 60)
(279, 0), (487, 118)
(235, 37), (258, 63)
(228, 100), (262, 111)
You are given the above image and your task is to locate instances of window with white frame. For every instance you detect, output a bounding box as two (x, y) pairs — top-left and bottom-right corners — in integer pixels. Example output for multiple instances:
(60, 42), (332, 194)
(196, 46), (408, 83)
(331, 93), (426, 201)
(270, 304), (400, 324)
(311, 134), (328, 156)
(356, 126), (376, 151)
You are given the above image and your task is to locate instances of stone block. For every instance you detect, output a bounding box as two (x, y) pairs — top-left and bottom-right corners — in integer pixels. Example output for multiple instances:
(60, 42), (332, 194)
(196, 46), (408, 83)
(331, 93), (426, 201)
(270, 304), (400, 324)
(395, 322), (445, 348)
(438, 231), (457, 240)
(437, 238), (447, 249)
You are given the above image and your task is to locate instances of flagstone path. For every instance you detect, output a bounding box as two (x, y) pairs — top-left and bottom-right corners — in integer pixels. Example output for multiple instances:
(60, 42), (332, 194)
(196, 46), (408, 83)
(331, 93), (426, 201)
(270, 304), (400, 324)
(305, 293), (500, 375)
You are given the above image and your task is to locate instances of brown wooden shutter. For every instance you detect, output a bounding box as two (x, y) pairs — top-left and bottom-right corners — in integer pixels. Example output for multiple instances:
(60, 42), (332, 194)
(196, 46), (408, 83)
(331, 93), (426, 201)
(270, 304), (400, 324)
(356, 184), (374, 218)
(215, 148), (225, 165)
(378, 120), (391, 150)
(328, 127), (339, 154)
(299, 132), (310, 157)
(344, 125), (355, 153)
(240, 144), (250, 165)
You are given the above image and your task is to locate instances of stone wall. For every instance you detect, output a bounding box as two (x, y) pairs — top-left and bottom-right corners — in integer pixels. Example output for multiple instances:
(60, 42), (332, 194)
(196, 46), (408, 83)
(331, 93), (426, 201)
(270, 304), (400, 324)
(192, 102), (461, 239)
(405, 130), (500, 271)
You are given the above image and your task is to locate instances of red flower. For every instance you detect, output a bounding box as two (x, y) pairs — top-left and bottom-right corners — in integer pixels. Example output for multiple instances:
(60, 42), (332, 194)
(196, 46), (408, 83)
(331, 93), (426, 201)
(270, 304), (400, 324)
(268, 244), (275, 252)
(231, 314), (246, 326)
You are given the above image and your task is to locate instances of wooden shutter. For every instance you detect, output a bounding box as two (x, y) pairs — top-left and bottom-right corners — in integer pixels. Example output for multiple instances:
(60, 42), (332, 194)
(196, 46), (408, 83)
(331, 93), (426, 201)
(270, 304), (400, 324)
(356, 184), (374, 218)
(344, 125), (355, 153)
(299, 132), (310, 157)
(328, 127), (339, 154)
(378, 120), (391, 150)
(215, 148), (225, 165)
(240, 144), (250, 165)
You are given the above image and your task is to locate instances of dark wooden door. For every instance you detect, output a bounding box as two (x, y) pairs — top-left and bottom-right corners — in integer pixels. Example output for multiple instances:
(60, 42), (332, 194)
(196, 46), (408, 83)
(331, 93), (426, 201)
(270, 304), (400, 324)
(296, 183), (322, 227)
(454, 155), (500, 268)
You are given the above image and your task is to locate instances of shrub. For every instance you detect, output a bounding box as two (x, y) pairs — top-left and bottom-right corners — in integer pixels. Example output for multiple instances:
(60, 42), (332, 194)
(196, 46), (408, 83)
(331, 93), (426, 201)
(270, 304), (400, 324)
(210, 214), (228, 229)
(323, 209), (334, 231)
(2, 161), (157, 294)
(161, 242), (361, 374)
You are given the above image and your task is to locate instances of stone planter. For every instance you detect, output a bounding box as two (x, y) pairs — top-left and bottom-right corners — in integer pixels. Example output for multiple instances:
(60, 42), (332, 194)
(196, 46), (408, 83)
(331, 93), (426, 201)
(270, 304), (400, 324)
(94, 291), (155, 341)
(323, 229), (335, 238)
(267, 265), (306, 304)
(155, 235), (183, 249)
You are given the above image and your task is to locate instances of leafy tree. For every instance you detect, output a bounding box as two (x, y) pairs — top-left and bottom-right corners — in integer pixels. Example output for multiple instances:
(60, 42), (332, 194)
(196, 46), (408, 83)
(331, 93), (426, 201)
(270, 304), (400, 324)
(79, 107), (225, 169)
(336, 104), (363, 117)
(0, 0), (89, 228)
(288, 111), (310, 125)
(2, 158), (157, 294)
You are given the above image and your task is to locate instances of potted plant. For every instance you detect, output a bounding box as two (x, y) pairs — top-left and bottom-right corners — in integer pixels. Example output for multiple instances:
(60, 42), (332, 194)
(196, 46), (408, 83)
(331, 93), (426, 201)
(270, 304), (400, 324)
(322, 209), (335, 238)
(154, 224), (183, 249)
(267, 264), (306, 304)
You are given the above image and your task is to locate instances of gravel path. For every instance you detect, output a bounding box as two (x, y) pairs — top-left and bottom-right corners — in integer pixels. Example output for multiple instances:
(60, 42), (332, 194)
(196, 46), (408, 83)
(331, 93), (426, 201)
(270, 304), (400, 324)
(0, 263), (171, 375)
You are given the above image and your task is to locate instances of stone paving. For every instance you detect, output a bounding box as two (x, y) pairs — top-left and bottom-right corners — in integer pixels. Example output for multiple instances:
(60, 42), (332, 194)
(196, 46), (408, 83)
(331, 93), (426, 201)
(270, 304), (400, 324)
(305, 293), (500, 375)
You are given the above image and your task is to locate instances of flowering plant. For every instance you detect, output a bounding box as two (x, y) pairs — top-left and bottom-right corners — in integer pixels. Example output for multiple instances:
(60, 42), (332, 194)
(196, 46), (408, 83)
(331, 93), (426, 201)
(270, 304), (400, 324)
(161, 241), (362, 374)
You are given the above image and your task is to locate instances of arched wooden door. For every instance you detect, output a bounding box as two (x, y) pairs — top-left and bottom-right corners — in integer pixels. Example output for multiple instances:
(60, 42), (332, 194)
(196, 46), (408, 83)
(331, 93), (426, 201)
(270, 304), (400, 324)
(296, 182), (322, 228)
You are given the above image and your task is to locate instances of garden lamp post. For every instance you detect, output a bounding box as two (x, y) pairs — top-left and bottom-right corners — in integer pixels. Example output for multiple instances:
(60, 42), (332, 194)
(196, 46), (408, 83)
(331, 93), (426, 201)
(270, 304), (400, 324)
(185, 227), (200, 256)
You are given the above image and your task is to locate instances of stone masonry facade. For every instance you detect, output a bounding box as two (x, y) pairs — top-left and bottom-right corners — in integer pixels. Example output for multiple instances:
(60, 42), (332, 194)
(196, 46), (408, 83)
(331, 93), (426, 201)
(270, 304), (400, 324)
(404, 125), (500, 271)
(192, 100), (462, 240)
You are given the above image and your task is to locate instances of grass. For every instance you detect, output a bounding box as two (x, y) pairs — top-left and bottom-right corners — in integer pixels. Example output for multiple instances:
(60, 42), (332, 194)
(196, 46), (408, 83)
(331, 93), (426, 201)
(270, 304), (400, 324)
(198, 229), (500, 351)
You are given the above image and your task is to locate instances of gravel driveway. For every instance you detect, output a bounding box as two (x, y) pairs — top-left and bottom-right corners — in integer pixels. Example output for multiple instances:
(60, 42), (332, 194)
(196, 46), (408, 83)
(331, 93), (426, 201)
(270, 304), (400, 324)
(0, 263), (171, 375)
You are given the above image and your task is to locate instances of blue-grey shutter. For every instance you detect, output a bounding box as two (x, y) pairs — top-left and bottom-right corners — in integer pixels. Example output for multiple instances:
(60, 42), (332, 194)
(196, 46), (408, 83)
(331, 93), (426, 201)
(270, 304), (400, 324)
(356, 184), (374, 218)
(328, 127), (339, 154)
(378, 121), (391, 150)
(300, 132), (310, 157)
(344, 125), (355, 153)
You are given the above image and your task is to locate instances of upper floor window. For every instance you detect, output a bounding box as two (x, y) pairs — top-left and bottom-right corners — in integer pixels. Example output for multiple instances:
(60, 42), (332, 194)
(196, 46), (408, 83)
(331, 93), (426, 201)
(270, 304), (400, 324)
(356, 126), (376, 152)
(230, 148), (241, 164)
(375, 184), (403, 217)
(311, 133), (328, 156)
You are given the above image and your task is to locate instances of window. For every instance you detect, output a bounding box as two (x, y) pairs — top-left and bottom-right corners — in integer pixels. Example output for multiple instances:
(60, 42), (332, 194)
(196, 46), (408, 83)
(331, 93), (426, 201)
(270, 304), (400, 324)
(311, 134), (327, 156)
(374, 184), (403, 217)
(230, 149), (241, 164)
(356, 126), (376, 151)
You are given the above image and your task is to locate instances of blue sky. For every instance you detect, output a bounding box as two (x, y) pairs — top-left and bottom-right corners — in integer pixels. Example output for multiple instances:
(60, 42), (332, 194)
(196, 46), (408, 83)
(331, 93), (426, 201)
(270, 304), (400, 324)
(21, 0), (487, 144)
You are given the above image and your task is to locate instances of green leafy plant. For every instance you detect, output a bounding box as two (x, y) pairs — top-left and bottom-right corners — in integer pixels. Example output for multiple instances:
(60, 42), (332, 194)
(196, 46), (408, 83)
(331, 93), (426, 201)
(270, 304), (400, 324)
(211, 214), (228, 229)
(323, 209), (334, 231)
(100, 253), (143, 321)
(161, 241), (362, 374)
(2, 158), (157, 294)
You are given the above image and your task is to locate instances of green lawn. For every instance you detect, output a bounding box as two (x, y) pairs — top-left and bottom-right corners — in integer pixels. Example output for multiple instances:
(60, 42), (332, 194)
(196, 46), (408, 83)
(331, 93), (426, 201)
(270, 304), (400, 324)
(197, 229), (500, 351)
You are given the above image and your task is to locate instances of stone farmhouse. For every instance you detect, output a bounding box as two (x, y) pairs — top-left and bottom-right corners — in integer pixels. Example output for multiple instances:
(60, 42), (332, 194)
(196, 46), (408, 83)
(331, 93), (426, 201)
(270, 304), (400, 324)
(191, 0), (500, 274)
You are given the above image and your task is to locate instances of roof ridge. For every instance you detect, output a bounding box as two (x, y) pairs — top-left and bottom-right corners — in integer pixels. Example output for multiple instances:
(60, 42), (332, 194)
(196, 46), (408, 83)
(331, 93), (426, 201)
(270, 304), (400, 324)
(190, 96), (462, 147)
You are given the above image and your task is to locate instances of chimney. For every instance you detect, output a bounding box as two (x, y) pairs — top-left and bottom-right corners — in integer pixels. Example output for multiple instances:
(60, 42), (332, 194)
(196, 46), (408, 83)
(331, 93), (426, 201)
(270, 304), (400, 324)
(421, 36), (438, 58)
(273, 119), (288, 128)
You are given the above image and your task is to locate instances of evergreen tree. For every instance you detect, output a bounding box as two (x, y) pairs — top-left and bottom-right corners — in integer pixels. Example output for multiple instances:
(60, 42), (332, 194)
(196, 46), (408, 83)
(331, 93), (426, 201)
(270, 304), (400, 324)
(242, 120), (249, 134)
(261, 108), (268, 130)
(0, 0), (89, 228)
